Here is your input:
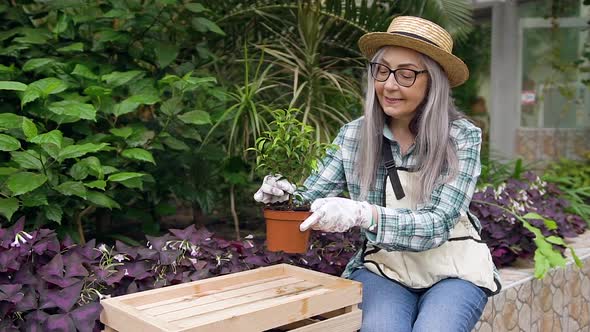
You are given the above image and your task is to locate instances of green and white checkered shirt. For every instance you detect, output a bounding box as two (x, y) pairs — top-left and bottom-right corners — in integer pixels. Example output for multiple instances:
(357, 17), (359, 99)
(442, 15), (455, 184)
(299, 116), (498, 280)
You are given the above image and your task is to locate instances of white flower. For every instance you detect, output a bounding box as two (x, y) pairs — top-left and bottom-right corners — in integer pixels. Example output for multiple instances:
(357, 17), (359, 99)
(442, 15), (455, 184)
(98, 244), (108, 252)
(113, 254), (127, 262)
(124, 269), (129, 276)
(10, 231), (33, 248)
(245, 234), (254, 239)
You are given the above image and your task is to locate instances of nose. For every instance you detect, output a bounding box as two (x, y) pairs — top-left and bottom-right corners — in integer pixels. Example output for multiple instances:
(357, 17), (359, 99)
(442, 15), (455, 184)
(383, 74), (401, 90)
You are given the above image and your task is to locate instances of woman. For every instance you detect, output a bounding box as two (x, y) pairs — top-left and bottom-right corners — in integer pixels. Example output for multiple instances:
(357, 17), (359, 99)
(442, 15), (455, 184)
(254, 16), (501, 332)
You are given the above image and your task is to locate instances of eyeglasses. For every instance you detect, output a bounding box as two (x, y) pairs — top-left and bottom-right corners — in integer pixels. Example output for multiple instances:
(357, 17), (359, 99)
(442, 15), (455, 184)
(370, 62), (428, 87)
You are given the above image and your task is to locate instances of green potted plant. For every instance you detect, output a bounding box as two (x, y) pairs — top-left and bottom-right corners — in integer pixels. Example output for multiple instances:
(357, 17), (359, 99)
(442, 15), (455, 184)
(249, 108), (335, 253)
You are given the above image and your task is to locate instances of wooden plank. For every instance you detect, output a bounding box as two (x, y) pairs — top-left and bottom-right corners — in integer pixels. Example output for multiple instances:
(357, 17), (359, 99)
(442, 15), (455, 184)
(139, 276), (299, 314)
(289, 308), (362, 332)
(103, 327), (117, 332)
(119, 264), (286, 307)
(101, 298), (176, 332)
(176, 282), (361, 332)
(158, 280), (319, 322)
(282, 264), (360, 289)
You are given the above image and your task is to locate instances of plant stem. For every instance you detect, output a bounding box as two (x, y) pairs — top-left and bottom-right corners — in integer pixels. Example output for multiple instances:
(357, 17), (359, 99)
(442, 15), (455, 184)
(76, 205), (96, 244)
(229, 184), (240, 240)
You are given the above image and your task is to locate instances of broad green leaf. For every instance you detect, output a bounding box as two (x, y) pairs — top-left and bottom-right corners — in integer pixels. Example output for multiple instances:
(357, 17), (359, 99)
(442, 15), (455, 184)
(108, 172), (145, 182)
(48, 100), (96, 121)
(21, 88), (40, 106)
(0, 167), (18, 176)
(545, 236), (567, 246)
(29, 77), (68, 96)
(57, 42), (84, 53)
(22, 118), (37, 139)
(22, 58), (54, 72)
(101, 70), (144, 87)
(0, 134), (21, 151)
(543, 218), (558, 231)
(109, 127), (133, 139)
(55, 181), (87, 198)
(44, 205), (63, 224)
(160, 97), (182, 116)
(102, 166), (118, 175)
(0, 198), (19, 220)
(83, 86), (111, 96)
(522, 212), (544, 220)
(41, 143), (60, 161)
(72, 64), (98, 80)
(21, 190), (48, 207)
(163, 136), (189, 150)
(185, 3), (207, 12)
(158, 74), (181, 85)
(178, 110), (211, 125)
(119, 177), (143, 189)
(69, 162), (89, 180)
(121, 148), (155, 164)
(86, 191), (120, 209)
(30, 130), (63, 148)
(112, 99), (140, 117)
(155, 42), (179, 68)
(53, 14), (68, 34)
(58, 143), (108, 162)
(85, 180), (106, 190)
(0, 81), (27, 91)
(10, 150), (45, 170)
(127, 93), (160, 105)
(7, 172), (47, 195)
(191, 17), (225, 35)
(0, 114), (23, 129)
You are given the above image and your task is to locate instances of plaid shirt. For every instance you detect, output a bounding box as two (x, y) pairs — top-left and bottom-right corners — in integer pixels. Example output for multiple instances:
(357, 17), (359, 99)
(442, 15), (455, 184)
(300, 117), (499, 280)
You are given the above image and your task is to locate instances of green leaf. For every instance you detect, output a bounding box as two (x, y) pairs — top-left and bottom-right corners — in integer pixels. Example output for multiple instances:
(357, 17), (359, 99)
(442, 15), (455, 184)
(7, 172), (47, 196)
(163, 136), (189, 150)
(21, 88), (40, 106)
(101, 70), (144, 87)
(0, 134), (21, 151)
(55, 181), (87, 198)
(127, 93), (160, 105)
(30, 130), (63, 148)
(121, 148), (155, 164)
(22, 118), (37, 139)
(57, 42), (84, 53)
(154, 42), (179, 68)
(522, 212), (544, 220)
(108, 172), (145, 182)
(29, 77), (68, 96)
(178, 110), (211, 125)
(72, 64), (98, 80)
(0, 198), (19, 220)
(191, 17), (225, 35)
(83, 86), (111, 97)
(119, 177), (144, 189)
(44, 205), (63, 224)
(109, 127), (133, 139)
(112, 99), (140, 117)
(58, 143), (108, 162)
(21, 190), (48, 207)
(160, 97), (182, 116)
(22, 58), (54, 72)
(0, 81), (27, 91)
(185, 3), (207, 12)
(86, 191), (120, 209)
(0, 167), (18, 176)
(10, 150), (45, 170)
(0, 114), (23, 129)
(48, 100), (96, 121)
(85, 180), (106, 190)
(545, 236), (567, 246)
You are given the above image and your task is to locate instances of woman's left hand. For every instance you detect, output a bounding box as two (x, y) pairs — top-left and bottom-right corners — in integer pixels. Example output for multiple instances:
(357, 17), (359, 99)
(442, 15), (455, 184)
(299, 197), (374, 232)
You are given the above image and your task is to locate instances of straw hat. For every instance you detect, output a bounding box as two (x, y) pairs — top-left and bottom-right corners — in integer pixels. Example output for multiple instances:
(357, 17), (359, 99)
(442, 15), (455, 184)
(358, 16), (469, 87)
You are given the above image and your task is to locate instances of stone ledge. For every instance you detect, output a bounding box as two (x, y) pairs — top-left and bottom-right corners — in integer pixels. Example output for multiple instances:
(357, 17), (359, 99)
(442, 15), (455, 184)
(474, 230), (590, 332)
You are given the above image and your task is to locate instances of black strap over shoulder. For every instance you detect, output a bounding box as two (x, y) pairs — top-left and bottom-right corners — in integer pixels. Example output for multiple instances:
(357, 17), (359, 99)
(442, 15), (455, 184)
(382, 138), (405, 200)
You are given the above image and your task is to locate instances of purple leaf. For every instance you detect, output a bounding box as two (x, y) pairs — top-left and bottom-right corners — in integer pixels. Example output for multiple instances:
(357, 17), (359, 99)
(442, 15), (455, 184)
(40, 281), (84, 312)
(0, 249), (21, 272)
(44, 313), (76, 332)
(42, 275), (81, 288)
(115, 240), (139, 259)
(38, 253), (64, 277)
(23, 310), (49, 332)
(15, 286), (37, 312)
(0, 284), (22, 301)
(70, 302), (102, 332)
(169, 224), (197, 241)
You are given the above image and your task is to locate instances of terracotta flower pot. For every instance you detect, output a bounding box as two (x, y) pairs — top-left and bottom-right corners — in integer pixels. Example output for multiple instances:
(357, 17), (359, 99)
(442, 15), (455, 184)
(264, 209), (312, 253)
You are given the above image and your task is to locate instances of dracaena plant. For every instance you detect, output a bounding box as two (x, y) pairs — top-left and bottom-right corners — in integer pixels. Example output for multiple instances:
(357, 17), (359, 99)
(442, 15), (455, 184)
(248, 108), (336, 209)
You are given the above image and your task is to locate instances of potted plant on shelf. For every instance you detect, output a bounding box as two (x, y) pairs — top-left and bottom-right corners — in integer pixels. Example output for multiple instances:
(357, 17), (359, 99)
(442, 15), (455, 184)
(249, 108), (335, 253)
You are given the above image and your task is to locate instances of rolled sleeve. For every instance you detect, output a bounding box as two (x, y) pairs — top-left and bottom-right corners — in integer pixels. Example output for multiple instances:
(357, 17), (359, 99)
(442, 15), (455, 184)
(368, 126), (482, 252)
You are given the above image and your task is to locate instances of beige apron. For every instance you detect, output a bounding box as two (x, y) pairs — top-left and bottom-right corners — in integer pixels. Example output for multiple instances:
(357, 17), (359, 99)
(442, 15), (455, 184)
(362, 170), (501, 295)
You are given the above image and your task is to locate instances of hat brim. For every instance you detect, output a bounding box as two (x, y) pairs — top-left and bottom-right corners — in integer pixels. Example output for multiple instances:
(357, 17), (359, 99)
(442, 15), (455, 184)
(358, 32), (469, 87)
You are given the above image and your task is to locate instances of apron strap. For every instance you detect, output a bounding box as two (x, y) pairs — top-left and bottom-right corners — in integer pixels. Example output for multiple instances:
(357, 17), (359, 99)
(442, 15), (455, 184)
(382, 138), (405, 200)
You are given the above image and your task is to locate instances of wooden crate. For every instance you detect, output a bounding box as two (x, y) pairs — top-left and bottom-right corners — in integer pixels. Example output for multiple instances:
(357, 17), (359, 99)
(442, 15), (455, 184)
(100, 264), (362, 332)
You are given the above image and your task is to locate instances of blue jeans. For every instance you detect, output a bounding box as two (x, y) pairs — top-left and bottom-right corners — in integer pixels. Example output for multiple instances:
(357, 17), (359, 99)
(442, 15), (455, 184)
(350, 268), (487, 332)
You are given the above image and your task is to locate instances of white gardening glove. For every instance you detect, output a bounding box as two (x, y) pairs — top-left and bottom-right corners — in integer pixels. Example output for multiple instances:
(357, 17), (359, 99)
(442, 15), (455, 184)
(299, 197), (374, 232)
(253, 175), (296, 204)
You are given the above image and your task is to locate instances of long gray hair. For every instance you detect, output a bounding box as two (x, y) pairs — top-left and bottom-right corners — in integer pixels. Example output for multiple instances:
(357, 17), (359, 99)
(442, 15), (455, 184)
(356, 46), (463, 203)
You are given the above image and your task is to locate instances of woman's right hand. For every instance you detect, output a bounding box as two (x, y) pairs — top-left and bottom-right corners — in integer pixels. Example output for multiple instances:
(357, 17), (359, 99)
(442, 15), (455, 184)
(253, 175), (296, 204)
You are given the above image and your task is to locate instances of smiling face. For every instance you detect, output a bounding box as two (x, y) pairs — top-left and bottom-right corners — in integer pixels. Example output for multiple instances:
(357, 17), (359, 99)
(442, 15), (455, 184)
(374, 46), (429, 123)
